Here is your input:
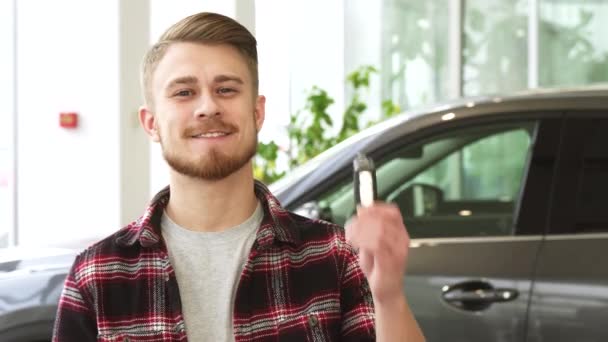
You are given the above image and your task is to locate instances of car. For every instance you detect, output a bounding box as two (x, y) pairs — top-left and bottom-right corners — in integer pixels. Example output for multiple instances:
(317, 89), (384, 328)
(0, 247), (77, 342)
(269, 87), (608, 342)
(1, 88), (607, 341)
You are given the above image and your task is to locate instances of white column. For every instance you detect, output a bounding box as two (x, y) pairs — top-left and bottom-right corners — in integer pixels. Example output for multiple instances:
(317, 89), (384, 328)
(528, 0), (539, 89)
(119, 0), (151, 227)
(448, 0), (463, 98)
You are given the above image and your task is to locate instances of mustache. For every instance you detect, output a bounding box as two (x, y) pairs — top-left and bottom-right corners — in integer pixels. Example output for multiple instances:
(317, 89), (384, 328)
(183, 118), (238, 137)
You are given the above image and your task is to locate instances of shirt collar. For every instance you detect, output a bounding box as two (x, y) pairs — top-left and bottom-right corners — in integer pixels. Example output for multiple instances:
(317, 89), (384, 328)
(115, 180), (301, 248)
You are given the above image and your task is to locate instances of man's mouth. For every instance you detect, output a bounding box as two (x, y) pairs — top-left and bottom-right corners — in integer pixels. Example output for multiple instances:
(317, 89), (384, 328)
(191, 131), (231, 138)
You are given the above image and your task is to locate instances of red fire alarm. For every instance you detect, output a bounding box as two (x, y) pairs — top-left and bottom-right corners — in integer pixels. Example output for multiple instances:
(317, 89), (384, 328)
(60, 112), (78, 129)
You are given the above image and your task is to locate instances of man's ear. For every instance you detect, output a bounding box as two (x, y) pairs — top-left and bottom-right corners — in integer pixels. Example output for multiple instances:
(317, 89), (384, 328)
(254, 95), (266, 132)
(139, 106), (160, 142)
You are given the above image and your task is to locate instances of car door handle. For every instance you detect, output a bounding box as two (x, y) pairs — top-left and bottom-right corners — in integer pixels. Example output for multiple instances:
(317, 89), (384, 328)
(441, 280), (519, 311)
(443, 288), (519, 303)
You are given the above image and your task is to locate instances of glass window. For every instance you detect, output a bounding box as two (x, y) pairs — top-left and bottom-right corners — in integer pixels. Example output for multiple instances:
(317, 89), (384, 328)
(539, 0), (608, 87)
(316, 122), (536, 239)
(405, 129), (531, 201)
(381, 0), (449, 110)
(463, 0), (529, 96)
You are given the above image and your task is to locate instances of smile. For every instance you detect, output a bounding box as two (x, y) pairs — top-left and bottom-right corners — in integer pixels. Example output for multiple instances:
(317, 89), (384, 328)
(192, 132), (230, 138)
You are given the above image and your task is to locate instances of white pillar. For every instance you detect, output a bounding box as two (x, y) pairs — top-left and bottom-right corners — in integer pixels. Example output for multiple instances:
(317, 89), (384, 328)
(448, 0), (463, 99)
(528, 0), (539, 89)
(119, 0), (151, 227)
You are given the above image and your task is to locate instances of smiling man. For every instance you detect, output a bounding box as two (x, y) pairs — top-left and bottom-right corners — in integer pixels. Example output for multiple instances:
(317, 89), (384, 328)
(53, 12), (425, 342)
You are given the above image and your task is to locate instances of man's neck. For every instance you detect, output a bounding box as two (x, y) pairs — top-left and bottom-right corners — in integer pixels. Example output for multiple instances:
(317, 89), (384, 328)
(165, 165), (258, 233)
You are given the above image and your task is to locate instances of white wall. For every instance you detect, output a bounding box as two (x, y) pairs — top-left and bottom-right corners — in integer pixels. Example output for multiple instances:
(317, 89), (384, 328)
(0, 0), (16, 246)
(17, 0), (121, 246)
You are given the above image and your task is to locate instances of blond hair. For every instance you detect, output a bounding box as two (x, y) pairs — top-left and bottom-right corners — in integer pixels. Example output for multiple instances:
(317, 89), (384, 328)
(141, 12), (258, 106)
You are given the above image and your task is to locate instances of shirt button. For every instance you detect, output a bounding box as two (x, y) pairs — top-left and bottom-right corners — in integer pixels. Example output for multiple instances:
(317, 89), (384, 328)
(308, 314), (319, 328)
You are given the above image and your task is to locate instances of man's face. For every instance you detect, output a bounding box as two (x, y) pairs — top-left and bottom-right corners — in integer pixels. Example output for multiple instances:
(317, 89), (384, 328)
(141, 42), (265, 180)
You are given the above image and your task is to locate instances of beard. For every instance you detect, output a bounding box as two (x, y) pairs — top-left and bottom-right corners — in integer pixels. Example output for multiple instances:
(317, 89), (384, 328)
(159, 119), (258, 181)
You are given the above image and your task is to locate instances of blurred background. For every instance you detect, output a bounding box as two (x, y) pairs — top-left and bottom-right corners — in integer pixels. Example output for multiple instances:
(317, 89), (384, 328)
(1, 0), (607, 248)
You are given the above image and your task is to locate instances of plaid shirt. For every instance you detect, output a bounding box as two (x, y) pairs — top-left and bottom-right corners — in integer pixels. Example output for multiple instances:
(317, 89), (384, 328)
(53, 181), (375, 341)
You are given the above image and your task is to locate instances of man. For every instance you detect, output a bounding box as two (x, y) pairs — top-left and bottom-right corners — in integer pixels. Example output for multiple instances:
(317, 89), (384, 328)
(53, 12), (425, 342)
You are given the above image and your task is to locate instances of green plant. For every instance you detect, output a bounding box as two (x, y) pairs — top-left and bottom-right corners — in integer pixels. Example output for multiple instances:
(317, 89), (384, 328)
(253, 141), (285, 183)
(254, 65), (399, 184)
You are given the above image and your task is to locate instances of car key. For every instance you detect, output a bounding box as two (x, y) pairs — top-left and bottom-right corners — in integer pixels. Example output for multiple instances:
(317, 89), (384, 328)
(353, 153), (377, 208)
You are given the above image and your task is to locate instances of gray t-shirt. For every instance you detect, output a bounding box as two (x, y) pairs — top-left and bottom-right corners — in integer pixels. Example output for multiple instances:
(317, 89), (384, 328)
(160, 202), (263, 342)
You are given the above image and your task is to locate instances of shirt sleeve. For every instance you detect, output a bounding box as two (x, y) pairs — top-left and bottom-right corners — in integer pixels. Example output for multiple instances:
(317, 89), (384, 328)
(339, 242), (376, 341)
(52, 255), (98, 342)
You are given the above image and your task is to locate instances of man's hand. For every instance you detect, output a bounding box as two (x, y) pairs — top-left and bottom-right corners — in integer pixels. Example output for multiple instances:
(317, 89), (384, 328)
(345, 202), (409, 304)
(345, 202), (425, 341)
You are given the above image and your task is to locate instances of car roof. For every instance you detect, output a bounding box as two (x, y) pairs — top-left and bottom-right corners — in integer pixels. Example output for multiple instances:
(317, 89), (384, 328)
(378, 86), (608, 129)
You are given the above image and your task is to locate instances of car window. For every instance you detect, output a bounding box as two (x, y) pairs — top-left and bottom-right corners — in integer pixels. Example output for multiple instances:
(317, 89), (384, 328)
(549, 117), (608, 234)
(317, 121), (536, 239)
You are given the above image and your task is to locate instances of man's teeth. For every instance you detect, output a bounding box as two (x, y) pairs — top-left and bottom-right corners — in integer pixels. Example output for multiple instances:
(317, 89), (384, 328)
(195, 132), (228, 138)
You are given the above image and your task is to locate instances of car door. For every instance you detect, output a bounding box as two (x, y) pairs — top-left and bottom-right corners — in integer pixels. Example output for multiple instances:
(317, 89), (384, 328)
(526, 114), (608, 342)
(306, 115), (563, 342)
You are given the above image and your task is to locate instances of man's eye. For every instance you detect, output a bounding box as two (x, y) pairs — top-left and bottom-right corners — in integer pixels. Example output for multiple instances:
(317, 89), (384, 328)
(218, 87), (236, 95)
(174, 90), (193, 97)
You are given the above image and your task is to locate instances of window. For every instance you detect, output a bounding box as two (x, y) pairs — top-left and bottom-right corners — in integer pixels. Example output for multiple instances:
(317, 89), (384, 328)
(381, 0), (450, 110)
(317, 122), (536, 239)
(404, 130), (531, 201)
(463, 0), (529, 96)
(539, 0), (608, 87)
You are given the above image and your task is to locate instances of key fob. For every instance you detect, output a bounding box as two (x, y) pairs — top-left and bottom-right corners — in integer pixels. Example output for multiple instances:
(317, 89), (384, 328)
(353, 153), (377, 208)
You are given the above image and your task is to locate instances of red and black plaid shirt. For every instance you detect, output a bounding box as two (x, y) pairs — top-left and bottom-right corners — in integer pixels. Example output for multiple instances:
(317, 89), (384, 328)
(53, 181), (375, 341)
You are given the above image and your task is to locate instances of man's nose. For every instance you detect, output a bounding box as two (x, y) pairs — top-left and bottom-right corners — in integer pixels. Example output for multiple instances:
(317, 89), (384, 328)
(193, 91), (220, 118)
